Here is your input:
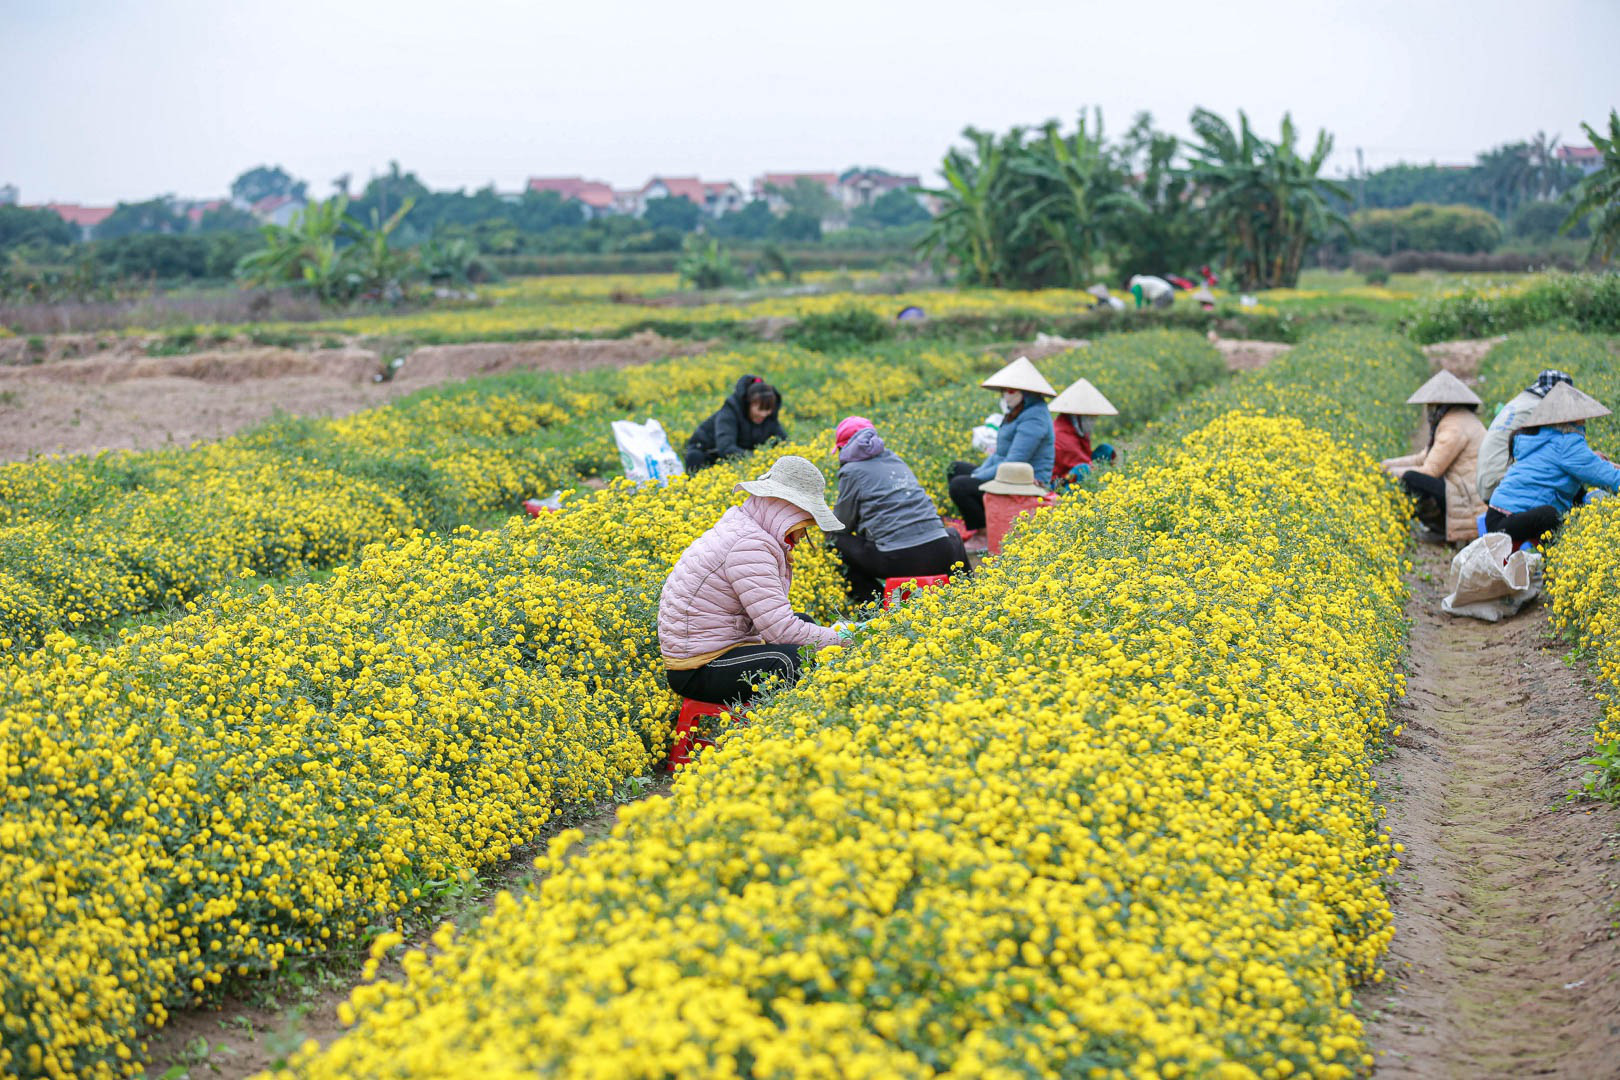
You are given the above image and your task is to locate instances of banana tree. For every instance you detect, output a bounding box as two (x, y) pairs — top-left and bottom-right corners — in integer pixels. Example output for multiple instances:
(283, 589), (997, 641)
(1565, 110), (1620, 263)
(918, 127), (1017, 286)
(1008, 112), (1140, 286)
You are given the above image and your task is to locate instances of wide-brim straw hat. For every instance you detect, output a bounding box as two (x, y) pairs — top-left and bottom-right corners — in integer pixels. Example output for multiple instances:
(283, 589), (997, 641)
(1527, 381), (1612, 427)
(1406, 370), (1482, 407)
(736, 455), (844, 532)
(1191, 286), (1216, 304)
(1049, 377), (1118, 417)
(978, 461), (1047, 496)
(981, 355), (1056, 396)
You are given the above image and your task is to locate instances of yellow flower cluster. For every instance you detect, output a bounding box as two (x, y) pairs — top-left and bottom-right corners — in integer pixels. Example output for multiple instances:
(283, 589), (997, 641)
(284, 412), (1409, 1080)
(1480, 331), (1620, 745)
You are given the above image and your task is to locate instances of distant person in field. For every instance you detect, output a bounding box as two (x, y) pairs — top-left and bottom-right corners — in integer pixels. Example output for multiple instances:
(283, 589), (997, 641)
(1380, 371), (1487, 544)
(1476, 368), (1575, 503)
(1048, 377), (1118, 486)
(1488, 383), (1620, 548)
(1128, 274), (1174, 309)
(659, 455), (845, 706)
(684, 375), (786, 474)
(948, 356), (1055, 553)
(830, 416), (968, 604)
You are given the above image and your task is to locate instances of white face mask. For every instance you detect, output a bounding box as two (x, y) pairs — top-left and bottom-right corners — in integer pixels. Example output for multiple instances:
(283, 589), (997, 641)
(1000, 391), (1021, 412)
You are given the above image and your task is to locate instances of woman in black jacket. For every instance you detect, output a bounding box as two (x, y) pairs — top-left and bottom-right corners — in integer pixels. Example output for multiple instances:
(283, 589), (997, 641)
(684, 375), (786, 473)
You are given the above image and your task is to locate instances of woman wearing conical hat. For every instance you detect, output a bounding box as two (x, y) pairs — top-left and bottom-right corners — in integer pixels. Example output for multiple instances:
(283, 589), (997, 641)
(948, 355), (1055, 553)
(1049, 377), (1118, 487)
(1487, 383), (1620, 548)
(1379, 370), (1488, 543)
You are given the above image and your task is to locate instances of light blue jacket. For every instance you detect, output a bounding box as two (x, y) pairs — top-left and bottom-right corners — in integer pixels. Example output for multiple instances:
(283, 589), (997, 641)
(973, 399), (1055, 483)
(1491, 427), (1620, 515)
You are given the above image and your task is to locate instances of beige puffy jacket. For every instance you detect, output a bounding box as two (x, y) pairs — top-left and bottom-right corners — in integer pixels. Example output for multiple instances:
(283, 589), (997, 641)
(1385, 408), (1488, 542)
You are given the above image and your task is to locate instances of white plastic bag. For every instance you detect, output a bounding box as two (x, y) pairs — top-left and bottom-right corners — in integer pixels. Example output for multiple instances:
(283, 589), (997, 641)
(970, 412), (1003, 455)
(1442, 533), (1541, 621)
(611, 418), (684, 487)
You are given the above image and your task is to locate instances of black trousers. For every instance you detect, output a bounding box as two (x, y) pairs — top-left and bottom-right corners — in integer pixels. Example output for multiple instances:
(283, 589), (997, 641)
(947, 460), (986, 530)
(666, 645), (804, 707)
(1401, 470), (1447, 532)
(684, 445), (718, 475)
(1485, 505), (1562, 549)
(834, 530), (969, 605)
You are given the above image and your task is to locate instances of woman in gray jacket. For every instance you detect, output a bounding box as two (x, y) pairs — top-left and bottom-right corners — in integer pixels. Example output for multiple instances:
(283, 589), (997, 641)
(831, 416), (968, 604)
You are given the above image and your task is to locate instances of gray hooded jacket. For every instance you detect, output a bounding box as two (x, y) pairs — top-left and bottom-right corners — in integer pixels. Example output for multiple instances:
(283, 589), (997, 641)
(833, 428), (947, 552)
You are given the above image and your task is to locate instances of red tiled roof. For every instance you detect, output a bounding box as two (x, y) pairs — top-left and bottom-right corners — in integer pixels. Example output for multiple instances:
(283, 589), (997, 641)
(38, 203), (115, 228)
(642, 176), (706, 204)
(526, 176), (616, 209)
(186, 199), (225, 223)
(704, 181), (739, 195)
(252, 194), (296, 214)
(1557, 145), (1601, 161)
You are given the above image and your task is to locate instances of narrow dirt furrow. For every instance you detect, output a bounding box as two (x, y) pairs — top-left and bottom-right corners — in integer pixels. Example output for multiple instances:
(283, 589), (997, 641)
(1364, 544), (1620, 1078)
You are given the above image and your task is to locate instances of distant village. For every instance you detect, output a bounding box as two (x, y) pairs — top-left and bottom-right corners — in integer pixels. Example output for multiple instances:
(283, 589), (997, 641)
(0, 168), (930, 241)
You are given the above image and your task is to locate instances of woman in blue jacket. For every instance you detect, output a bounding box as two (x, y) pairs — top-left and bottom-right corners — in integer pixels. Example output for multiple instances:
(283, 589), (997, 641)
(948, 356), (1056, 551)
(1487, 383), (1620, 547)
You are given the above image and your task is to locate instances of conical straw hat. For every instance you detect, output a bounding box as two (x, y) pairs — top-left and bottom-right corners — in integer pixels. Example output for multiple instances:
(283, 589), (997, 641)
(1085, 283), (1112, 300)
(1406, 370), (1481, 407)
(981, 355), (1056, 396)
(1526, 381), (1612, 427)
(1049, 377), (1118, 416)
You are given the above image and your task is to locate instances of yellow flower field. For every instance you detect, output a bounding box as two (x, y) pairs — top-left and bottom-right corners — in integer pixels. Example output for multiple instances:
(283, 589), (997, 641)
(282, 411), (1409, 1079)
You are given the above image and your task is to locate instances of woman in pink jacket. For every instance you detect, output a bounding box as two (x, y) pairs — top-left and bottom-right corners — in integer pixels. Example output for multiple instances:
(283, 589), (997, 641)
(659, 455), (846, 706)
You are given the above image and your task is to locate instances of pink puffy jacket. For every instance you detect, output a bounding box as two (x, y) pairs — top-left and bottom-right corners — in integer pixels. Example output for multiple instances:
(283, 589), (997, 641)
(659, 496), (841, 664)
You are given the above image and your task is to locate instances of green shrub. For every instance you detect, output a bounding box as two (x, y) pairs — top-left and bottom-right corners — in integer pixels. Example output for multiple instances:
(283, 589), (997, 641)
(1405, 272), (1620, 343)
(782, 305), (894, 351)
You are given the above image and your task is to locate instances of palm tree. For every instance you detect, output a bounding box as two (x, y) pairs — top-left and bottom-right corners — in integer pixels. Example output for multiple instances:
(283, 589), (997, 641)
(1186, 109), (1351, 289)
(1564, 110), (1620, 263)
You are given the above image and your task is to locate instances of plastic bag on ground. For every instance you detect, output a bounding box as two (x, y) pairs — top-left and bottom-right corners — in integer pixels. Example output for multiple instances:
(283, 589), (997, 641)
(612, 418), (684, 487)
(1442, 532), (1541, 621)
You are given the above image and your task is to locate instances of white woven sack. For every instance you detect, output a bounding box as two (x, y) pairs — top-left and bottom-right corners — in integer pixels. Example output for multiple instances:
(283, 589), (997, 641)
(1442, 533), (1540, 621)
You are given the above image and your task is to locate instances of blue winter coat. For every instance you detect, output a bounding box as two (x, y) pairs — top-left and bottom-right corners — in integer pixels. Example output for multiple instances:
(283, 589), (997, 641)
(973, 399), (1055, 483)
(1491, 427), (1620, 515)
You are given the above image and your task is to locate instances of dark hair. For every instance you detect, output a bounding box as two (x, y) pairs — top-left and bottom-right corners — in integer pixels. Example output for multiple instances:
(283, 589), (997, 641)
(745, 382), (779, 410)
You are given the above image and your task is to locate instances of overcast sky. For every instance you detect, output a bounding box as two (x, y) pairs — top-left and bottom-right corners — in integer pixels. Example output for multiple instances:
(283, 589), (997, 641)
(2, 0), (1616, 205)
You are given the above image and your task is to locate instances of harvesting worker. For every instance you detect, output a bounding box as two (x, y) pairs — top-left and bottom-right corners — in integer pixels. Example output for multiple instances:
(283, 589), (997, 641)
(684, 374), (786, 474)
(1476, 368), (1575, 503)
(948, 356), (1055, 553)
(1379, 371), (1487, 543)
(659, 455), (846, 706)
(1128, 274), (1175, 310)
(1487, 383), (1620, 548)
(1049, 377), (1118, 486)
(831, 416), (969, 605)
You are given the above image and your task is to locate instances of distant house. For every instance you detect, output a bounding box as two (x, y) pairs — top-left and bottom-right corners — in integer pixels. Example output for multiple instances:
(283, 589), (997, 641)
(526, 176), (617, 218)
(250, 195), (306, 227)
(184, 199), (226, 227)
(752, 172), (841, 213)
(703, 181), (745, 217)
(35, 203), (115, 241)
(839, 170), (922, 209)
(0, 183), (18, 206)
(1556, 145), (1603, 177)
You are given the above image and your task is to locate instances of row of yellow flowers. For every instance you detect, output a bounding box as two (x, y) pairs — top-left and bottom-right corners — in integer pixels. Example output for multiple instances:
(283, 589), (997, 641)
(1477, 330), (1620, 747)
(0, 331), (1226, 649)
(0, 332), (1226, 1078)
(0, 344), (985, 647)
(283, 408), (1410, 1079)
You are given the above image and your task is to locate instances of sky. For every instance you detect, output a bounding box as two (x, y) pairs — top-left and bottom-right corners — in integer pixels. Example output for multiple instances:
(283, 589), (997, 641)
(1, 0), (1616, 206)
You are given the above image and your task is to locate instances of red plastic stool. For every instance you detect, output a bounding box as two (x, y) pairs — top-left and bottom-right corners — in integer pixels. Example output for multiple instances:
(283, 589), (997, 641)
(667, 698), (729, 769)
(983, 492), (1061, 555)
(882, 574), (950, 609)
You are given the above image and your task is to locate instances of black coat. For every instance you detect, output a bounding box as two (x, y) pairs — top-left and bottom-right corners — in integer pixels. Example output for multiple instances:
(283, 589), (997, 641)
(686, 374), (787, 460)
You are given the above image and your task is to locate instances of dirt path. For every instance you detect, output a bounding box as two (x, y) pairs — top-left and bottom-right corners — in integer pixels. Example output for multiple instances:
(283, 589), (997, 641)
(1363, 546), (1620, 1077)
(0, 332), (705, 463)
(137, 779), (669, 1079)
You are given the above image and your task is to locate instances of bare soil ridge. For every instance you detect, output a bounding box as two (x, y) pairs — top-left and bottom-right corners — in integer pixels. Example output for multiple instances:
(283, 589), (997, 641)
(0, 332), (706, 463)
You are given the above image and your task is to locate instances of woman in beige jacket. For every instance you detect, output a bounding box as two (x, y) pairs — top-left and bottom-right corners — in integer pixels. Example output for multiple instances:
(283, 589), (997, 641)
(1380, 370), (1487, 543)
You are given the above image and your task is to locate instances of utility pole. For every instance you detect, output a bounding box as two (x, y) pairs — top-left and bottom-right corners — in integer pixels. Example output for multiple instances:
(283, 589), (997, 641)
(1356, 147), (1366, 209)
